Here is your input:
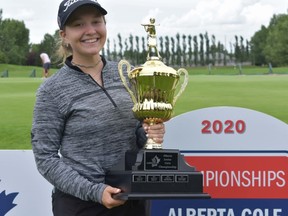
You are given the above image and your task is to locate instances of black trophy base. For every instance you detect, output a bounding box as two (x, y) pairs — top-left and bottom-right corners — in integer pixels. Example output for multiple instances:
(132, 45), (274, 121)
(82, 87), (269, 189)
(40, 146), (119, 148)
(113, 192), (210, 200)
(105, 149), (210, 200)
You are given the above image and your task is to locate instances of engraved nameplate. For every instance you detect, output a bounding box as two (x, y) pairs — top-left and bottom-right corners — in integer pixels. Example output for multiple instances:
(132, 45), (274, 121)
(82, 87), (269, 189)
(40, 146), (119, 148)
(145, 152), (178, 170)
(132, 175), (147, 183)
(147, 175), (161, 182)
(161, 175), (175, 183)
(175, 175), (189, 183)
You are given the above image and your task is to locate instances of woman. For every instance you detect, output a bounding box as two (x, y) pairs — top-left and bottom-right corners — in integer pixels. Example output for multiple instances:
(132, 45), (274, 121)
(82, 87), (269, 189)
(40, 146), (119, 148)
(31, 1), (165, 215)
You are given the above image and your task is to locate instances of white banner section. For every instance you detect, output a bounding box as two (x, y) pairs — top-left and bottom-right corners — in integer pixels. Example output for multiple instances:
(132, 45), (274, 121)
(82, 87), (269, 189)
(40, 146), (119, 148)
(0, 150), (52, 216)
(164, 106), (288, 152)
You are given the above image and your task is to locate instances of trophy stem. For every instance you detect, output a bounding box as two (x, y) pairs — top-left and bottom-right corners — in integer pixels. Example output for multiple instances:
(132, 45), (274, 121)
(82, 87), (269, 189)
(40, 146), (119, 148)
(144, 118), (163, 150)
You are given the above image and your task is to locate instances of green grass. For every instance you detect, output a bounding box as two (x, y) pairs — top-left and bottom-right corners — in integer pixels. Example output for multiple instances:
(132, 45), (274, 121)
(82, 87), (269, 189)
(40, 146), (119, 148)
(0, 64), (288, 149)
(0, 64), (58, 77)
(185, 65), (288, 75)
(0, 78), (41, 149)
(174, 75), (288, 123)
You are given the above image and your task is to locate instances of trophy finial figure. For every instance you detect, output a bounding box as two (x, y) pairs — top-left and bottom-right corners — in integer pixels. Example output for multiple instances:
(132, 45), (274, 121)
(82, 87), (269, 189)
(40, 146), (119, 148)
(142, 18), (161, 60)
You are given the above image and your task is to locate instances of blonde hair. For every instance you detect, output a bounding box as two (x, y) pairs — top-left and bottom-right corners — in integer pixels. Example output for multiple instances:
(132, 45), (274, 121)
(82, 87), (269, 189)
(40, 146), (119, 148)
(56, 36), (73, 65)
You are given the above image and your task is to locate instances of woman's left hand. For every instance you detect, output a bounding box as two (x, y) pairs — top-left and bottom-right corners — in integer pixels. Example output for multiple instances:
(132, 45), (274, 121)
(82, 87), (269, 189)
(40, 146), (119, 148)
(143, 122), (165, 144)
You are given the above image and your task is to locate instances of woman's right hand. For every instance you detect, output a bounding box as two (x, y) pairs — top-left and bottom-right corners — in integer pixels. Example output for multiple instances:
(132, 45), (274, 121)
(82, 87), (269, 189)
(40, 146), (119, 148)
(101, 186), (125, 209)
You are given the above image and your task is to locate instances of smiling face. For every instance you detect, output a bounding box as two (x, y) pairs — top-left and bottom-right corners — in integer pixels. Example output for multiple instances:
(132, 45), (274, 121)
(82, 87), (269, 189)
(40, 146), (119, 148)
(60, 5), (107, 61)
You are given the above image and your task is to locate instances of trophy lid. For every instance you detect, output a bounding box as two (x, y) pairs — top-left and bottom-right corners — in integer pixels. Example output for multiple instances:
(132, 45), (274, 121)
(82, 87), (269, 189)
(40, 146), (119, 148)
(129, 59), (179, 78)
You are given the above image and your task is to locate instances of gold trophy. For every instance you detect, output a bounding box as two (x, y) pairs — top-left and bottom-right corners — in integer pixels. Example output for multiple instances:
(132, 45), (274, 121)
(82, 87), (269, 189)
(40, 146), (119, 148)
(118, 18), (188, 149)
(105, 18), (209, 200)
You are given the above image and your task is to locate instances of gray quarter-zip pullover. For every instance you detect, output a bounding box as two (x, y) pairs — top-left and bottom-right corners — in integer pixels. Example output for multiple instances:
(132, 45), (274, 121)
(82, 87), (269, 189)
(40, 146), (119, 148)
(31, 57), (146, 203)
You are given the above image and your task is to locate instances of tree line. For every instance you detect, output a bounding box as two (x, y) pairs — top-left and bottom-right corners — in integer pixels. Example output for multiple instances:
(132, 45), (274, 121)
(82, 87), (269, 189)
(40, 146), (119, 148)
(0, 9), (288, 68)
(103, 33), (250, 67)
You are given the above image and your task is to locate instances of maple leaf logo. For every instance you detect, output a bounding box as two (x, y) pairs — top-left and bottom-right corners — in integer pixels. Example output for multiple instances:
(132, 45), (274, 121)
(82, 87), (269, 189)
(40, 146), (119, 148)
(151, 155), (160, 167)
(0, 190), (19, 216)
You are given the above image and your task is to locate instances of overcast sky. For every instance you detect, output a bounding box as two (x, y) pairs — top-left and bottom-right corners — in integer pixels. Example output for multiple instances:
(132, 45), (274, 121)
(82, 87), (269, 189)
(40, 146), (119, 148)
(2, 0), (288, 46)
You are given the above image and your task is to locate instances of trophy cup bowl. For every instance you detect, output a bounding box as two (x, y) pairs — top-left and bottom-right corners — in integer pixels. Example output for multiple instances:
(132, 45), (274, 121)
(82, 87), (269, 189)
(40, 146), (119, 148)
(118, 58), (189, 149)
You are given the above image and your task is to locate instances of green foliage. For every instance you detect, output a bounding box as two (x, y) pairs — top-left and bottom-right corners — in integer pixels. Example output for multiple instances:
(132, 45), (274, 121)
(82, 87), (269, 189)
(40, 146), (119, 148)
(0, 19), (29, 65)
(250, 25), (268, 65)
(251, 14), (288, 66)
(264, 14), (288, 66)
(29, 30), (60, 66)
(0, 9), (61, 67)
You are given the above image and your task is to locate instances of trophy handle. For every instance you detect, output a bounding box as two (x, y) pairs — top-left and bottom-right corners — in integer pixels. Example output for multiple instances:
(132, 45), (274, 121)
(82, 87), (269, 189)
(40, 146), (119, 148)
(118, 60), (137, 104)
(173, 68), (189, 105)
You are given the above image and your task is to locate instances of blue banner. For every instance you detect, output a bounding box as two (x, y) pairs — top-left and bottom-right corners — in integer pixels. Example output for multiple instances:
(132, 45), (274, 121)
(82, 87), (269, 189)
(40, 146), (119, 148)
(151, 199), (288, 216)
